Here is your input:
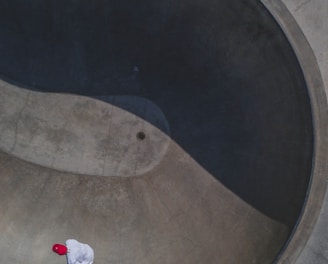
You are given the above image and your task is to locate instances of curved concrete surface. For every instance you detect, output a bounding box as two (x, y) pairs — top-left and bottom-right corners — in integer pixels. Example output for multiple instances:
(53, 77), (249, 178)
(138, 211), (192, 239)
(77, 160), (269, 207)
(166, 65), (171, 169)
(262, 1), (328, 263)
(0, 82), (170, 177)
(0, 0), (325, 263)
(279, 1), (328, 264)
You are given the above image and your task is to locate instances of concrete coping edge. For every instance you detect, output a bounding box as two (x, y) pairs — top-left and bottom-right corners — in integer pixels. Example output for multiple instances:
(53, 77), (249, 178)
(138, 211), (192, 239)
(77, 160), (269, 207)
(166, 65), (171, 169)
(261, 0), (328, 263)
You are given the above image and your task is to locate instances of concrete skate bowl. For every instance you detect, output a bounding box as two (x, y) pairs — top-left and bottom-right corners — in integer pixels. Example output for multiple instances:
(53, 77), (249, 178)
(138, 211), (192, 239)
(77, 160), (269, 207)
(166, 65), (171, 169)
(0, 0), (327, 263)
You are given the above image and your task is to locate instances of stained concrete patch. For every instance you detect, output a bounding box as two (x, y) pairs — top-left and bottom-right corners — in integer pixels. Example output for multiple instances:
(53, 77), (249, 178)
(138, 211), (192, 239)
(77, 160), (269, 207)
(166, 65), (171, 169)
(0, 80), (170, 177)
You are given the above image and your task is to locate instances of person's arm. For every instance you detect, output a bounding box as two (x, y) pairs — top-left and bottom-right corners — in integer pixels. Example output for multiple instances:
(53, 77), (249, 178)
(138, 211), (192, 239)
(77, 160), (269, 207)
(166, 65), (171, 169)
(66, 250), (78, 264)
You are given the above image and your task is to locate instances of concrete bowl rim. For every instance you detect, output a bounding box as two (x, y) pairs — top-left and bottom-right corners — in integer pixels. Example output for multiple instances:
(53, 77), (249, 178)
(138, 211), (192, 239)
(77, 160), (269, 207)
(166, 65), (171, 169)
(261, 0), (328, 263)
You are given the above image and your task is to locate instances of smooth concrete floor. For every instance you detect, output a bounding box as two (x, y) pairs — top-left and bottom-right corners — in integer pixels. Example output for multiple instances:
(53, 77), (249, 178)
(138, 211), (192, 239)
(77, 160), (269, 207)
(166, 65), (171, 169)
(0, 0), (326, 263)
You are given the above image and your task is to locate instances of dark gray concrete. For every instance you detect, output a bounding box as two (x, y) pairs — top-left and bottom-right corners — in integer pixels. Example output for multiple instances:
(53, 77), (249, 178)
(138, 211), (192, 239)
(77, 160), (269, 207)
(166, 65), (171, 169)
(0, 0), (322, 263)
(263, 1), (328, 263)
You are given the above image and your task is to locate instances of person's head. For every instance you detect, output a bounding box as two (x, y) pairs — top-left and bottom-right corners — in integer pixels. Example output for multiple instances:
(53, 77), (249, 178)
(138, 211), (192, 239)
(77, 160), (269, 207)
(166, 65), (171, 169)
(52, 244), (68, 255)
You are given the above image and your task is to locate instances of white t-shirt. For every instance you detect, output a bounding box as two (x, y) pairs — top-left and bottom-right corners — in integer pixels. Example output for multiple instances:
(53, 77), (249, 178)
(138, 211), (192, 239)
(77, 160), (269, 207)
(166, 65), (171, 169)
(65, 239), (94, 264)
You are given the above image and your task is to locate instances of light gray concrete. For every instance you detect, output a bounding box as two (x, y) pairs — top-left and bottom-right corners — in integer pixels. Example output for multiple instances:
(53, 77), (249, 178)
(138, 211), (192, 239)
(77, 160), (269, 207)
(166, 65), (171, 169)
(0, 80), (170, 177)
(282, 0), (328, 90)
(0, 143), (288, 264)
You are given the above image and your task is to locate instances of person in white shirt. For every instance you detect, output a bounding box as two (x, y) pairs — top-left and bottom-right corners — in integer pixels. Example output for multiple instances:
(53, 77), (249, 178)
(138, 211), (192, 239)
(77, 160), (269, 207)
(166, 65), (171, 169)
(52, 239), (94, 264)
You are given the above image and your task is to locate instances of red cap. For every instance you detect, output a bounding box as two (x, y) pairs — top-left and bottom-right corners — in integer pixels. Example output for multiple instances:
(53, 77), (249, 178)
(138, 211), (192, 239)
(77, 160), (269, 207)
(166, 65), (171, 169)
(52, 244), (68, 255)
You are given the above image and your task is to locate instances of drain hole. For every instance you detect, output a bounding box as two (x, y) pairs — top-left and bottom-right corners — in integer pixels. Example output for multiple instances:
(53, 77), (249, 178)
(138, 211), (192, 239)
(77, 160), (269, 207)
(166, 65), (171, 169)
(136, 131), (146, 140)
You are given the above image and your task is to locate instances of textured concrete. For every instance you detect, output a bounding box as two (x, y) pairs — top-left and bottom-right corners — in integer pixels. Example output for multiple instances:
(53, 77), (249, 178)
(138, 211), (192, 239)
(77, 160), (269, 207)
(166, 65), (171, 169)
(0, 141), (289, 264)
(262, 1), (328, 263)
(0, 0), (326, 263)
(0, 81), (170, 177)
(280, 0), (328, 263)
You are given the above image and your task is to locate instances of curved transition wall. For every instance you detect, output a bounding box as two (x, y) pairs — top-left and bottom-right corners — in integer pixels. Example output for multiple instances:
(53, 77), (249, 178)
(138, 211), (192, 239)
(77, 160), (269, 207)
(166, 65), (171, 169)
(0, 82), (171, 177)
(0, 0), (325, 263)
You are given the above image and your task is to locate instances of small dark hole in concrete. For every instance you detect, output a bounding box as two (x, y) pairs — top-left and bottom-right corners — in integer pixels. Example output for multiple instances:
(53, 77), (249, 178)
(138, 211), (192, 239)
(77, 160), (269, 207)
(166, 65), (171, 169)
(136, 131), (146, 140)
